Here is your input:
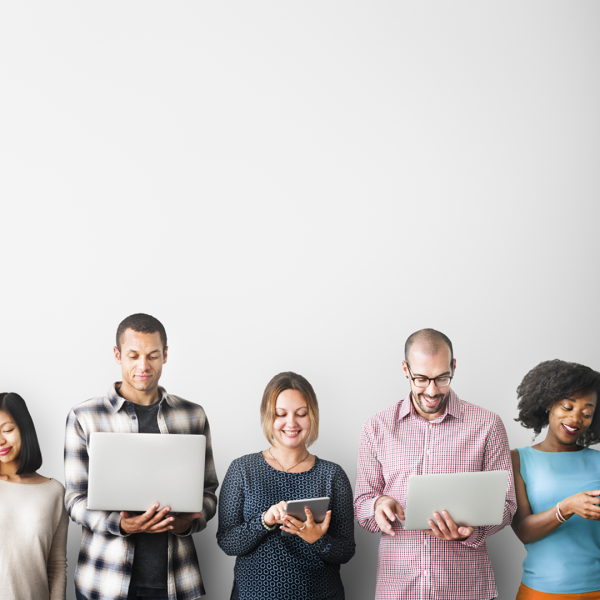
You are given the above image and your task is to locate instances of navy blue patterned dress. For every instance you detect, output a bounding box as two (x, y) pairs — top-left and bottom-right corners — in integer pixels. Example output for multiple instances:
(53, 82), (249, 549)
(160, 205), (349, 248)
(217, 453), (356, 600)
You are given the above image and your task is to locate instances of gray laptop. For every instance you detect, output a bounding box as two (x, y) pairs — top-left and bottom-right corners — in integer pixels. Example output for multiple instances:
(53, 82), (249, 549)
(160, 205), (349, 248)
(88, 432), (205, 512)
(403, 470), (509, 530)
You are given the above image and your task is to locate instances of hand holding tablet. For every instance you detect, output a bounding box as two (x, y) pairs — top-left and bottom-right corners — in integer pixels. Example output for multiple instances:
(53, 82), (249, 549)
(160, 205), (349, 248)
(280, 497), (331, 543)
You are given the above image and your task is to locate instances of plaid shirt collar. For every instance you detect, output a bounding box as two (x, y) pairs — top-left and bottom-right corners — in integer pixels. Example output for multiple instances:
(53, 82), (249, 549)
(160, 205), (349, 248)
(107, 382), (175, 412)
(398, 388), (463, 423)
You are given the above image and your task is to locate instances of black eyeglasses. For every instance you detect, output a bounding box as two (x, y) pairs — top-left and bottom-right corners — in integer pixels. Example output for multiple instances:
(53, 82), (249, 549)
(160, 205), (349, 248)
(406, 364), (453, 389)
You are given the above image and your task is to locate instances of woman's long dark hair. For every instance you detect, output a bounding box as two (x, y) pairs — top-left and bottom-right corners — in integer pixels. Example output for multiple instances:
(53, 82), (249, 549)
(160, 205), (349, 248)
(0, 392), (43, 474)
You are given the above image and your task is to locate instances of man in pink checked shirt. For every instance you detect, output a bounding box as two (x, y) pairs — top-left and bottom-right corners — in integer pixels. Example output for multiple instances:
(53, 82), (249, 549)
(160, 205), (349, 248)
(354, 328), (516, 600)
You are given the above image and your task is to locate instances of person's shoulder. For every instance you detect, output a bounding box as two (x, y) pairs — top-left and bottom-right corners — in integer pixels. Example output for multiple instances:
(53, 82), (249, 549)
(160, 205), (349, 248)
(454, 396), (502, 425)
(45, 477), (67, 497)
(69, 394), (112, 417)
(315, 456), (338, 469)
(363, 399), (405, 429)
(583, 446), (600, 459)
(165, 394), (207, 414)
(315, 457), (349, 477)
(510, 447), (528, 464)
(231, 452), (263, 466)
(27, 477), (66, 501)
(48, 477), (66, 490)
(226, 452), (264, 474)
(39, 480), (68, 520)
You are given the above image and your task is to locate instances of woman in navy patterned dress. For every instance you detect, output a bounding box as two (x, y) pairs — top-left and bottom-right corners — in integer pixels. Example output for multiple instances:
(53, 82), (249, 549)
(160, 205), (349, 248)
(217, 372), (356, 600)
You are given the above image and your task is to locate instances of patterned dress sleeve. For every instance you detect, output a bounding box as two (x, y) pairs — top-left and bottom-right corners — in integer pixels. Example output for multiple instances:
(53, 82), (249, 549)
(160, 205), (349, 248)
(311, 464), (356, 564)
(217, 458), (274, 557)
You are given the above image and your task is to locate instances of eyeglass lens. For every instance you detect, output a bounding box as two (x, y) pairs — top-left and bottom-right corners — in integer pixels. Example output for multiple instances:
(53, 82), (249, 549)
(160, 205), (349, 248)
(413, 377), (451, 388)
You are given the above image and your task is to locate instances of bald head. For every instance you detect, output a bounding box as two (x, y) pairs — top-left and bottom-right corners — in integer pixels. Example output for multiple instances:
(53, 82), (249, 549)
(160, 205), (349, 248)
(404, 328), (454, 364)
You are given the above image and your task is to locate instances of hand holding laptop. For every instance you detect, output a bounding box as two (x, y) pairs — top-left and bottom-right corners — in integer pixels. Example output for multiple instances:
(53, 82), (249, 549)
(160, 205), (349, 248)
(423, 510), (473, 541)
(375, 498), (473, 541)
(120, 503), (203, 535)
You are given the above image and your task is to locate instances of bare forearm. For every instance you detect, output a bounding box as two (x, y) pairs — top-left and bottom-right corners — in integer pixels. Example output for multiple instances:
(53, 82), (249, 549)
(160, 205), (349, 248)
(512, 505), (564, 544)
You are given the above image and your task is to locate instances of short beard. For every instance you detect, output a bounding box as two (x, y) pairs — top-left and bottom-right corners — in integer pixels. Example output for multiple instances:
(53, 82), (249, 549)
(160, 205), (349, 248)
(413, 390), (450, 415)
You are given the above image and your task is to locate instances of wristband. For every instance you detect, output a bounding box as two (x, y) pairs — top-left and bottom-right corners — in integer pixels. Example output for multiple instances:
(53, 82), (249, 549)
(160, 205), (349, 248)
(261, 511), (277, 531)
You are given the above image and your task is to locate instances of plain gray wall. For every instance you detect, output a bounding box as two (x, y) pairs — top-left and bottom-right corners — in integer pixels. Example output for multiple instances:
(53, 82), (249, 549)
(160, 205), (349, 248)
(1, 2), (599, 599)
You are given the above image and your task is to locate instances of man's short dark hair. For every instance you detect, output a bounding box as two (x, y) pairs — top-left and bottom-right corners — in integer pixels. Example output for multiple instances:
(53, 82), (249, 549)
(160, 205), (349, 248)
(0, 392), (43, 475)
(515, 359), (600, 446)
(404, 328), (454, 364)
(116, 313), (167, 351)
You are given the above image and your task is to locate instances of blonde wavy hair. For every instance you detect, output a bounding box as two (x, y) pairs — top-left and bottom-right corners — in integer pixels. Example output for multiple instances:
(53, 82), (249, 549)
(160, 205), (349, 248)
(260, 372), (320, 447)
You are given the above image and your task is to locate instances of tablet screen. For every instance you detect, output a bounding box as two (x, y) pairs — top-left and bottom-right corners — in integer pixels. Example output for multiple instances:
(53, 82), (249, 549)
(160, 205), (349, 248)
(282, 496), (330, 536)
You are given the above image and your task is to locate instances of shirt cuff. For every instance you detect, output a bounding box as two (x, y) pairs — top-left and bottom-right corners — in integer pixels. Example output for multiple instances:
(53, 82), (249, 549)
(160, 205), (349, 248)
(173, 513), (207, 537)
(366, 496), (381, 518)
(108, 511), (130, 537)
(460, 526), (483, 547)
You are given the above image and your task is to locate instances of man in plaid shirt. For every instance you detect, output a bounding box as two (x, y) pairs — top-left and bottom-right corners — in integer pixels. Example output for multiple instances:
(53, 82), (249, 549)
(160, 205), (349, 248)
(64, 314), (218, 600)
(355, 328), (516, 600)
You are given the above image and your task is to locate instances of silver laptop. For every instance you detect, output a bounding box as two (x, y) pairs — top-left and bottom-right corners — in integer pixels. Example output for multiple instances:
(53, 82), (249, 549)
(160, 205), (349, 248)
(403, 470), (509, 530)
(88, 432), (205, 512)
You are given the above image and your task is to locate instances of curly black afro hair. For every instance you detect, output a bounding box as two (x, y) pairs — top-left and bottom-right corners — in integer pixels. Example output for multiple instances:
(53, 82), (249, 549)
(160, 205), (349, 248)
(515, 359), (600, 446)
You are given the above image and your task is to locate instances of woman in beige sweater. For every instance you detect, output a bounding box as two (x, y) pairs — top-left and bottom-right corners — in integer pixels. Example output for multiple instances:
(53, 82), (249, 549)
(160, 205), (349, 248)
(0, 392), (68, 600)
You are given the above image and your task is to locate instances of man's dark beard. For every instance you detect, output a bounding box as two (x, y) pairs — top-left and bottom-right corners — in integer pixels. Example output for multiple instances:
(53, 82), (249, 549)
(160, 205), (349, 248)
(413, 390), (450, 414)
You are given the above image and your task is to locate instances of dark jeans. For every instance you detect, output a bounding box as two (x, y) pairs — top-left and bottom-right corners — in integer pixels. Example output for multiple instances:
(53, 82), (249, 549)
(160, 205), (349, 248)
(76, 586), (169, 599)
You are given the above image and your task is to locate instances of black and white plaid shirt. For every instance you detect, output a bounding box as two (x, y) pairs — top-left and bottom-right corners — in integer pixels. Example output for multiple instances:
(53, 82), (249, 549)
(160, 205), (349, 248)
(64, 384), (218, 600)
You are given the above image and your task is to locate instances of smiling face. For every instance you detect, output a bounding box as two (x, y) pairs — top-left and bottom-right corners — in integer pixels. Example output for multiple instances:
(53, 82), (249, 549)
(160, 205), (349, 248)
(0, 410), (21, 470)
(546, 390), (598, 449)
(403, 345), (456, 421)
(114, 329), (168, 401)
(271, 389), (311, 452)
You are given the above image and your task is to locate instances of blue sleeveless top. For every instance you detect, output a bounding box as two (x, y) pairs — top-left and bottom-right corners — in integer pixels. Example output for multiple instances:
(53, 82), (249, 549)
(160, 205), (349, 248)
(518, 446), (600, 593)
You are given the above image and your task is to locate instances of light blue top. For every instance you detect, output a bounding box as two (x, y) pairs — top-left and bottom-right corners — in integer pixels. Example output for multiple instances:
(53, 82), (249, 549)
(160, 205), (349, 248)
(518, 446), (600, 593)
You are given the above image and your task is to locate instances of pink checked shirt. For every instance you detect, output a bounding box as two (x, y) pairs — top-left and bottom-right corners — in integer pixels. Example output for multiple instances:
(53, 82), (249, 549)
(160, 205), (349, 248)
(354, 390), (516, 600)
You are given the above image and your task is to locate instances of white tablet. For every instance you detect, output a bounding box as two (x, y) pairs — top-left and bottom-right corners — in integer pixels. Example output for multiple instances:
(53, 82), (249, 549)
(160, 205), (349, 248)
(403, 470), (509, 531)
(88, 432), (206, 512)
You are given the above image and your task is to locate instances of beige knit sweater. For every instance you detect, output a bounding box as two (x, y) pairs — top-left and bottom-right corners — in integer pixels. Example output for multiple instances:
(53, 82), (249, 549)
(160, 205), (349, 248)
(0, 478), (68, 600)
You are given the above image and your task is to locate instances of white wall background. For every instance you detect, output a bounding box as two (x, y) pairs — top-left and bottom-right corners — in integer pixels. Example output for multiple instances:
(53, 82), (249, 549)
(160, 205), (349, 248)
(1, 2), (599, 599)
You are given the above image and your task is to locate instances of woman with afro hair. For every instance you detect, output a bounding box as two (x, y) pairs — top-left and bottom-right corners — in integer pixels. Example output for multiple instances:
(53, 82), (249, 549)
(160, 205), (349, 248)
(511, 359), (600, 600)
